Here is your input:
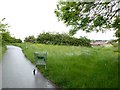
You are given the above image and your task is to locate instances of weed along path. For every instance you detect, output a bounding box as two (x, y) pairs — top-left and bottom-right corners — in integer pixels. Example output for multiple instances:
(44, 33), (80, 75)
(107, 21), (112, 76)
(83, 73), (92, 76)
(2, 45), (56, 88)
(0, 60), (2, 89)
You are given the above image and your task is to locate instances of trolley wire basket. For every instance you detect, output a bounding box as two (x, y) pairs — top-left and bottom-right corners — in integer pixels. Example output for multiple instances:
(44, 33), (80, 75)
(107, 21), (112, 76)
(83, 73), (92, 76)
(33, 52), (47, 75)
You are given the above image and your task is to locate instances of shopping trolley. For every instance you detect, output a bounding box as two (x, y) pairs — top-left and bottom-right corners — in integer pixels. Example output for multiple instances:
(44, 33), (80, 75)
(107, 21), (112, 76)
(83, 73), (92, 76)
(33, 52), (47, 75)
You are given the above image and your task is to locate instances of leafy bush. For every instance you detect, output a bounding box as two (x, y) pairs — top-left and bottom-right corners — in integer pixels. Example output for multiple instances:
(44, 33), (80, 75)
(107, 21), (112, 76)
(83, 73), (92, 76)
(2, 31), (22, 45)
(24, 35), (36, 43)
(37, 32), (91, 47)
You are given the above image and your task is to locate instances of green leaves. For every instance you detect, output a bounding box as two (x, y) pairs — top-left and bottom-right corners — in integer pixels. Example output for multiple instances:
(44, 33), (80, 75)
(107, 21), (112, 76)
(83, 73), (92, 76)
(0, 18), (22, 44)
(93, 16), (107, 27)
(55, 1), (80, 27)
(112, 17), (120, 30)
(69, 29), (78, 35)
(0, 18), (9, 33)
(112, 17), (120, 38)
(36, 32), (91, 47)
(54, 0), (119, 39)
(81, 17), (90, 27)
(24, 35), (36, 43)
(83, 3), (94, 13)
(115, 29), (120, 38)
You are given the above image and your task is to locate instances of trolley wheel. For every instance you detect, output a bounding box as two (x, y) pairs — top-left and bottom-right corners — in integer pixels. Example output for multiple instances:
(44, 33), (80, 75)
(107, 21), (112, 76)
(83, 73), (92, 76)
(33, 69), (36, 75)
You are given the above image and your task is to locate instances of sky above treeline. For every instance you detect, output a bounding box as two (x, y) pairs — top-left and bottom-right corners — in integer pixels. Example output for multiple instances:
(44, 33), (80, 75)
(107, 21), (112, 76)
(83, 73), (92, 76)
(0, 0), (116, 41)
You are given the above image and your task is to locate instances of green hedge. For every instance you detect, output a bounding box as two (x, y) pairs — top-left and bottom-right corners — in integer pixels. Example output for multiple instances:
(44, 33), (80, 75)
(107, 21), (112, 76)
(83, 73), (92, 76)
(36, 33), (91, 47)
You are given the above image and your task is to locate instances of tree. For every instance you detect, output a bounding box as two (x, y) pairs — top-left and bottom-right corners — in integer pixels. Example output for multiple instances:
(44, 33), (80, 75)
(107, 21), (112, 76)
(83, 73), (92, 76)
(0, 18), (9, 33)
(24, 35), (36, 43)
(0, 18), (10, 45)
(2, 31), (22, 44)
(2, 31), (12, 44)
(10, 37), (22, 43)
(54, 0), (120, 39)
(15, 38), (22, 43)
(37, 32), (91, 46)
(0, 18), (22, 44)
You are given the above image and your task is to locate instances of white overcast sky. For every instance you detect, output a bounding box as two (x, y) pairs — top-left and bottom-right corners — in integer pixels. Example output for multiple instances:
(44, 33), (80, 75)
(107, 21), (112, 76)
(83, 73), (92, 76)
(0, 0), (116, 41)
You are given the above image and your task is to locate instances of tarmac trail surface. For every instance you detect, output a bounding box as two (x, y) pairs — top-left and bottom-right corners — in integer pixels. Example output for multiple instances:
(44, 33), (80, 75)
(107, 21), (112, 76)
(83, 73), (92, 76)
(2, 45), (56, 88)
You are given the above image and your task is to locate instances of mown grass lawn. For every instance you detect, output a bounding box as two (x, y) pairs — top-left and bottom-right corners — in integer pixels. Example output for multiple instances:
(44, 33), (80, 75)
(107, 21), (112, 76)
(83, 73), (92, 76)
(13, 43), (118, 88)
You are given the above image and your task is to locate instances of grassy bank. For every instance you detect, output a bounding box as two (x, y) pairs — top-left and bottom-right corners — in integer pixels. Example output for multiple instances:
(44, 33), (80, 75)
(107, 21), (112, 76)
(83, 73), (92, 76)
(13, 43), (118, 88)
(0, 46), (2, 60)
(0, 45), (6, 60)
(0, 35), (6, 60)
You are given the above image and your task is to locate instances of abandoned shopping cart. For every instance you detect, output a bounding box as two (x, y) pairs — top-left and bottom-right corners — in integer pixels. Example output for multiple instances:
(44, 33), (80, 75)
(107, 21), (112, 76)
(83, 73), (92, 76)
(33, 52), (47, 75)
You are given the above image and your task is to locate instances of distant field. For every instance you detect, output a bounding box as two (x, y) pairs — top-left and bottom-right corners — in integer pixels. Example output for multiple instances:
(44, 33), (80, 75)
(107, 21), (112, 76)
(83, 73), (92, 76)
(13, 43), (118, 88)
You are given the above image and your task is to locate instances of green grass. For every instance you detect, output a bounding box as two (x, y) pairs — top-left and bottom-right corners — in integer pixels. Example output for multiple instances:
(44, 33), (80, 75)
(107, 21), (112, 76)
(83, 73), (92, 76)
(0, 45), (6, 60)
(0, 34), (2, 60)
(0, 34), (6, 60)
(0, 47), (1, 60)
(13, 43), (118, 88)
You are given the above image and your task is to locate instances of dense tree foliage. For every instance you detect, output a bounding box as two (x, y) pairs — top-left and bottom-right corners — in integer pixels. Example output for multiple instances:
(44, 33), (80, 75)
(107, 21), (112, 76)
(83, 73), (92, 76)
(37, 32), (91, 47)
(24, 35), (36, 43)
(2, 32), (12, 44)
(11, 37), (22, 43)
(0, 18), (22, 45)
(2, 31), (22, 44)
(55, 0), (120, 39)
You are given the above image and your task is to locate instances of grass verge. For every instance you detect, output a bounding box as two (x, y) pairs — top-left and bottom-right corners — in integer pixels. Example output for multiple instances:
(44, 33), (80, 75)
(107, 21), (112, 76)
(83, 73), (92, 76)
(13, 43), (118, 88)
(0, 45), (6, 60)
(0, 34), (6, 60)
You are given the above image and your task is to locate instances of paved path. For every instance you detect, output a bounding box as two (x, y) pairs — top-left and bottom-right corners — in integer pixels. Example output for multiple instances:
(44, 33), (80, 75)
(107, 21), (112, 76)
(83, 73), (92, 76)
(2, 45), (56, 88)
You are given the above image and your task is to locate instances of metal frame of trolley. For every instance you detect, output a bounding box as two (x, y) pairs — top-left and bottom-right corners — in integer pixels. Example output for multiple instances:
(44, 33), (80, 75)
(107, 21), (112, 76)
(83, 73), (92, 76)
(33, 52), (47, 75)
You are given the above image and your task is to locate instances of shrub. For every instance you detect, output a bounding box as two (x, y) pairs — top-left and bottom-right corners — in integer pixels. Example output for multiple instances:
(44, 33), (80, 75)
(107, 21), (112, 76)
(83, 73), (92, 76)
(37, 32), (91, 47)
